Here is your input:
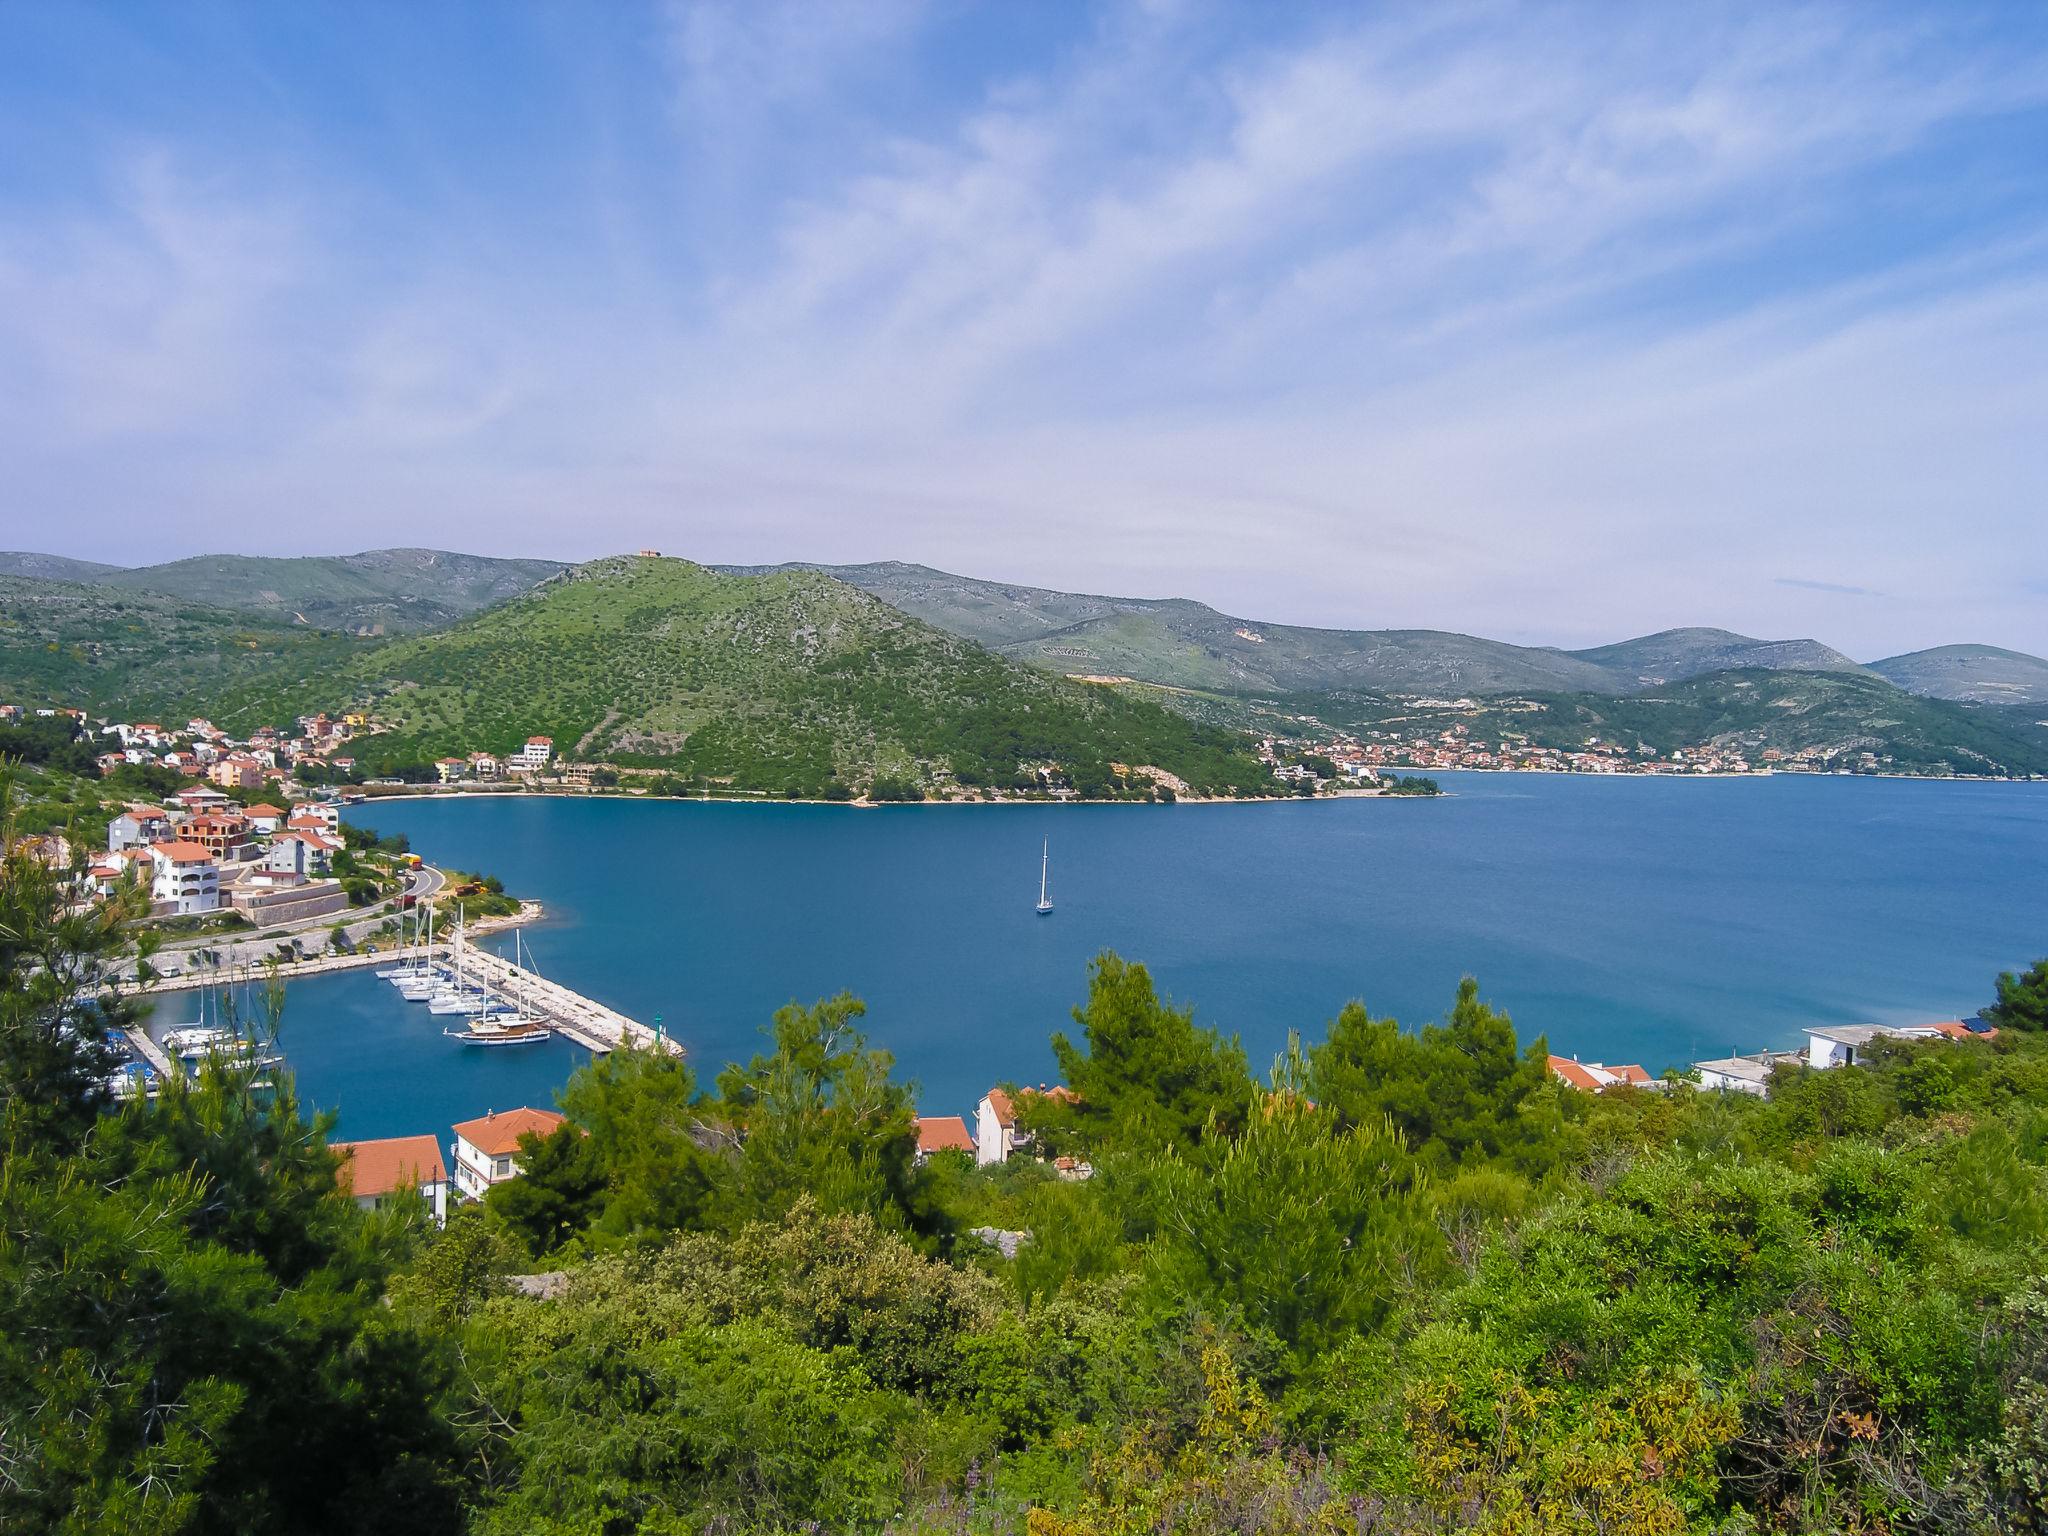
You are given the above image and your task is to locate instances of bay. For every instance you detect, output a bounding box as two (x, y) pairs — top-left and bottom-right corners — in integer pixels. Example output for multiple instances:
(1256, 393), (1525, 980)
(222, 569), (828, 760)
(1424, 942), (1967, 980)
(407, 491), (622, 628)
(240, 773), (2048, 1141)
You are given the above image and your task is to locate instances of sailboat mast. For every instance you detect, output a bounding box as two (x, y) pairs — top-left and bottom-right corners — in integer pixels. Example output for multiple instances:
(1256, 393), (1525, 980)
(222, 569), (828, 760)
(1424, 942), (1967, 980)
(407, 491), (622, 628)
(1040, 840), (1048, 905)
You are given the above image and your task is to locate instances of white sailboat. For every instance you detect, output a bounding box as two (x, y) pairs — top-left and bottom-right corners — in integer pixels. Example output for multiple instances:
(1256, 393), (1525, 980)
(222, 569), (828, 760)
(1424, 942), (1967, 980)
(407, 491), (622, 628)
(443, 931), (553, 1046)
(1036, 839), (1054, 915)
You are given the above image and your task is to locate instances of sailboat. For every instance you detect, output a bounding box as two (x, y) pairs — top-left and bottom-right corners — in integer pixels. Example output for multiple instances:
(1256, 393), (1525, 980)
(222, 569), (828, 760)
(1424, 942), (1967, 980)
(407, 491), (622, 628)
(443, 931), (553, 1047)
(1036, 839), (1054, 915)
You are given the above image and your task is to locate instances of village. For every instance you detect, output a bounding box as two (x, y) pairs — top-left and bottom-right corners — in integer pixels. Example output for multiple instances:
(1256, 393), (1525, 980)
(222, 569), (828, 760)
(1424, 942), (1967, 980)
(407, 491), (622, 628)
(1273, 712), (1874, 779)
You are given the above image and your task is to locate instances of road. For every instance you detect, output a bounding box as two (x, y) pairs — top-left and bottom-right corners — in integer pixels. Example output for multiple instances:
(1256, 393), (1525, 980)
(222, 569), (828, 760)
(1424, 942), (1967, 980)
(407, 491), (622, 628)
(123, 863), (447, 982)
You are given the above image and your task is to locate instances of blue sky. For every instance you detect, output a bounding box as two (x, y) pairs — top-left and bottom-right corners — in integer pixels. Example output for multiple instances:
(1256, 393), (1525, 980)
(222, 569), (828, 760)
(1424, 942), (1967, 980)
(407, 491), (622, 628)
(2, 1), (2045, 656)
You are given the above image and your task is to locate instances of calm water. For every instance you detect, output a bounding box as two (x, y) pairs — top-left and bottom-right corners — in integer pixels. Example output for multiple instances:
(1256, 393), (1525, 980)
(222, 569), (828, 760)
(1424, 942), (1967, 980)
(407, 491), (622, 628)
(204, 774), (2048, 1140)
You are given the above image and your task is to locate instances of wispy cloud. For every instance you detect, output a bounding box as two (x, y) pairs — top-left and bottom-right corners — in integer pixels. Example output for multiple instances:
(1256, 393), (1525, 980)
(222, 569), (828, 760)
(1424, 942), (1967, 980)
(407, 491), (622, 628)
(0, 1), (2044, 656)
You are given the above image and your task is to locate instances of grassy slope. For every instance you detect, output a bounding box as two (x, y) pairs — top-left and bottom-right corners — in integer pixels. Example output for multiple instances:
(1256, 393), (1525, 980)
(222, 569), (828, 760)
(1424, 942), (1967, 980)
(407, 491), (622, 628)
(758, 561), (1895, 698)
(1295, 669), (2048, 776)
(0, 575), (374, 719)
(261, 557), (1269, 795)
(92, 548), (567, 633)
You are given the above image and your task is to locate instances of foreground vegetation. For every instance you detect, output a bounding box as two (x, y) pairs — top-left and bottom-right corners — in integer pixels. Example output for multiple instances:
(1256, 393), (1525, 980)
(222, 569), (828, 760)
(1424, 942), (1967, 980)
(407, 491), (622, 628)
(6, 773), (2048, 1532)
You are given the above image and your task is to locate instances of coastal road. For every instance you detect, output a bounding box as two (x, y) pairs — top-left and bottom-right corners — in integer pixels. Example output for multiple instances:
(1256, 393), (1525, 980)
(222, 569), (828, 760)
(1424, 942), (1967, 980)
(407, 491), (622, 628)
(120, 863), (448, 983)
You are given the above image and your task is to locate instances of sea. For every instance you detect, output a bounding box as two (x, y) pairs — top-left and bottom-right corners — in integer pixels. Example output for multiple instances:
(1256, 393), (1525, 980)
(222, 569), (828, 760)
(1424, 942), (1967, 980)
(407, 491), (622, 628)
(149, 773), (2048, 1141)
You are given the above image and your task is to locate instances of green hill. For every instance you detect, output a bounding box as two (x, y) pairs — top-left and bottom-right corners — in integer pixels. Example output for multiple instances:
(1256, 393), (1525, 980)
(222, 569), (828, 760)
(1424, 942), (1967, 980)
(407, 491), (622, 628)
(1869, 643), (2048, 705)
(736, 562), (1895, 698)
(1296, 669), (2048, 777)
(0, 575), (373, 718)
(2, 548), (565, 634)
(253, 557), (1269, 797)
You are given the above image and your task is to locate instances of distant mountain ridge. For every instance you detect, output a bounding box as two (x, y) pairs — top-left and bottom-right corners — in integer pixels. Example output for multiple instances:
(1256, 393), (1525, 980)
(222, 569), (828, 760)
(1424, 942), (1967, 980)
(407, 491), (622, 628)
(0, 548), (565, 633)
(721, 562), (1947, 700)
(1867, 645), (2048, 706)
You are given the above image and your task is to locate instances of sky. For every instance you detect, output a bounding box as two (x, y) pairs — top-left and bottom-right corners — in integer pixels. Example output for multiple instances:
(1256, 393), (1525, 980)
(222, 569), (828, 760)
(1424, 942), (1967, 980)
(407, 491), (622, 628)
(2, 2), (2046, 657)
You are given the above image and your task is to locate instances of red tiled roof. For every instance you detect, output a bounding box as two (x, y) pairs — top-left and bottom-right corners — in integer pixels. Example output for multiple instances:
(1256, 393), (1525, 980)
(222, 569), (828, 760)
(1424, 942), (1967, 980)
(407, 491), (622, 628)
(153, 840), (214, 863)
(334, 1135), (447, 1198)
(1547, 1056), (1606, 1091)
(982, 1084), (1076, 1127)
(451, 1106), (567, 1157)
(915, 1115), (975, 1153)
(1607, 1064), (1654, 1085)
(1927, 1019), (1994, 1040)
(245, 803), (286, 817)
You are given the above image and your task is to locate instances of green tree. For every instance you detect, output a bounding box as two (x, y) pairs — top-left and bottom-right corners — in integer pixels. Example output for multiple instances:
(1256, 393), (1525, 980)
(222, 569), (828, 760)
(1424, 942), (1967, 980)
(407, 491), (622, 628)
(712, 993), (930, 1232)
(1033, 951), (1254, 1156)
(485, 1122), (604, 1258)
(1991, 957), (2048, 1032)
(1307, 976), (1555, 1172)
(558, 1043), (719, 1239)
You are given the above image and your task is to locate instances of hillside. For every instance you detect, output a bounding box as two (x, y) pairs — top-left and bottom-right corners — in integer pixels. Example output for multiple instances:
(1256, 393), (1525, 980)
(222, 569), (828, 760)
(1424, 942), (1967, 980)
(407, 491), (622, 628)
(1869, 644), (2048, 705)
(0, 575), (373, 718)
(742, 562), (1900, 698)
(1297, 669), (2048, 777)
(1570, 627), (1872, 689)
(0, 552), (122, 583)
(261, 556), (1269, 796)
(2, 548), (565, 633)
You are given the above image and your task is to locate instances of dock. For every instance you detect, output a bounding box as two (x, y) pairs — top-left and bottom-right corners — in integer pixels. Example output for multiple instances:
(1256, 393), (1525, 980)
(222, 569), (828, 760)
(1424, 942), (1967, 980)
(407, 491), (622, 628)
(461, 948), (679, 1056)
(126, 942), (676, 1058)
(122, 1025), (176, 1078)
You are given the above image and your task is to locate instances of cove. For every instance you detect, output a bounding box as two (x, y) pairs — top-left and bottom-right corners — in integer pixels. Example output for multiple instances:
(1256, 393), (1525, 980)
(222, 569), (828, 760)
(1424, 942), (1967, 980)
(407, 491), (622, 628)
(256, 772), (2047, 1140)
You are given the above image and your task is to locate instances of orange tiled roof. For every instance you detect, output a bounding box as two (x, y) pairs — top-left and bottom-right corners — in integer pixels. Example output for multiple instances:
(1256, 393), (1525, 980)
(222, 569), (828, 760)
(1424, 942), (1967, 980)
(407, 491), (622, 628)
(334, 1135), (447, 1198)
(915, 1115), (975, 1154)
(451, 1106), (567, 1157)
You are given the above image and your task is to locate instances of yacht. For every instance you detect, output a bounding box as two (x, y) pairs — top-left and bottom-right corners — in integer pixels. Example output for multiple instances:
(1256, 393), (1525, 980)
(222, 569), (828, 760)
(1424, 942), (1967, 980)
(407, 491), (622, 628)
(1036, 839), (1054, 915)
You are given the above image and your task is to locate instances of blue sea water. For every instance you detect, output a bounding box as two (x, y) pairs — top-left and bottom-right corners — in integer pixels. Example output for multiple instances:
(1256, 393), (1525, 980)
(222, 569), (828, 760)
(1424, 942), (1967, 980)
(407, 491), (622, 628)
(205, 774), (2048, 1141)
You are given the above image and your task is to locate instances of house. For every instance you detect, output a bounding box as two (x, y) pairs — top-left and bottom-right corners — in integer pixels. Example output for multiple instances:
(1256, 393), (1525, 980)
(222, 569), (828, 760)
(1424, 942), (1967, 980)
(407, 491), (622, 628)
(149, 840), (220, 915)
(469, 752), (501, 777)
(263, 833), (319, 881)
(173, 784), (233, 813)
(108, 805), (170, 852)
(449, 1107), (568, 1200)
(182, 812), (252, 862)
(514, 736), (554, 770)
(333, 1135), (449, 1225)
(208, 756), (267, 790)
(1804, 1023), (1945, 1071)
(914, 1115), (976, 1161)
(1546, 1055), (1656, 1092)
(291, 803), (341, 831)
(244, 803), (289, 834)
(435, 757), (467, 784)
(974, 1085), (1076, 1166)
(1693, 1054), (1783, 1096)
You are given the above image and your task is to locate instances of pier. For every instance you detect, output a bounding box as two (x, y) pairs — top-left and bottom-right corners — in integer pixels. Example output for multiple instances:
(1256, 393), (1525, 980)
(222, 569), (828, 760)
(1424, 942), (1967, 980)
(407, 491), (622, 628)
(128, 942), (677, 1058)
(459, 948), (678, 1056)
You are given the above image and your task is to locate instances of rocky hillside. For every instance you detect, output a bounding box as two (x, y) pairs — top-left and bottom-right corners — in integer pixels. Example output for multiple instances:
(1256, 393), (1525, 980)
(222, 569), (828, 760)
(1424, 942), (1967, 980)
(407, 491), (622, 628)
(262, 556), (1269, 796)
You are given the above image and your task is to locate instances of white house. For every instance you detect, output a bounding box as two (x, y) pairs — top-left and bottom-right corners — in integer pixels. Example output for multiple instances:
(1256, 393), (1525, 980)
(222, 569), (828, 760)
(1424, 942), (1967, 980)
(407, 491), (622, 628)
(1805, 1023), (1944, 1071)
(333, 1135), (449, 1225)
(516, 736), (554, 770)
(469, 752), (501, 777)
(974, 1085), (1075, 1166)
(449, 1106), (567, 1200)
(435, 757), (467, 783)
(1693, 1054), (1780, 1096)
(108, 805), (170, 852)
(149, 840), (220, 915)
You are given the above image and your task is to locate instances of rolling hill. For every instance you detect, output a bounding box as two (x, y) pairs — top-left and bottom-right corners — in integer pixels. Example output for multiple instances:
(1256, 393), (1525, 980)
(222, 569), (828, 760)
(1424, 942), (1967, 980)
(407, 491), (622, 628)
(732, 562), (1886, 698)
(0, 548), (565, 633)
(1569, 628), (1873, 690)
(247, 556), (1270, 797)
(1868, 644), (2048, 705)
(0, 575), (374, 718)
